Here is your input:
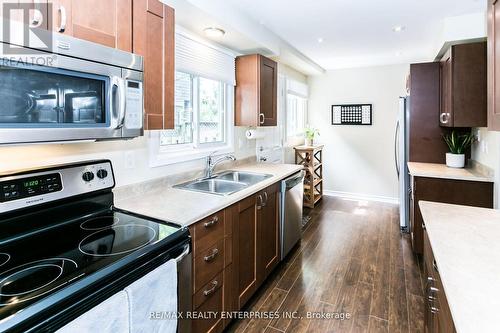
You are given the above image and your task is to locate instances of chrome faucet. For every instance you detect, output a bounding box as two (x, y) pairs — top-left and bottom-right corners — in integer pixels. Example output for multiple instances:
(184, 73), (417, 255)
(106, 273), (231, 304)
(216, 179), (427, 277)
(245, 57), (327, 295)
(203, 152), (236, 179)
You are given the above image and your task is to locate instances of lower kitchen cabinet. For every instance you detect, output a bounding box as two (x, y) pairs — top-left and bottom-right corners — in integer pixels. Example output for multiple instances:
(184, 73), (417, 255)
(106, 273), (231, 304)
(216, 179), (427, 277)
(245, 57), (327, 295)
(232, 183), (280, 310)
(189, 182), (281, 332)
(409, 176), (493, 254)
(189, 211), (228, 333)
(257, 184), (280, 281)
(423, 229), (455, 333)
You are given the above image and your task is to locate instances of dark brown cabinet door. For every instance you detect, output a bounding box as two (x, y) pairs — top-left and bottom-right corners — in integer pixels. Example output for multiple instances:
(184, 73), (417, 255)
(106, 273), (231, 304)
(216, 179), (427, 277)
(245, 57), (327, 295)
(259, 56), (278, 126)
(257, 184), (279, 283)
(132, 0), (174, 130)
(488, 0), (500, 130)
(409, 62), (450, 164)
(234, 195), (258, 309)
(439, 42), (487, 128)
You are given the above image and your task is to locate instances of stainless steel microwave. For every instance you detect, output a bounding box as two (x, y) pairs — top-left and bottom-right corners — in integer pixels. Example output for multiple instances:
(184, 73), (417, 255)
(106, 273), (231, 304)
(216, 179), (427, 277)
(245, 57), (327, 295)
(0, 26), (144, 144)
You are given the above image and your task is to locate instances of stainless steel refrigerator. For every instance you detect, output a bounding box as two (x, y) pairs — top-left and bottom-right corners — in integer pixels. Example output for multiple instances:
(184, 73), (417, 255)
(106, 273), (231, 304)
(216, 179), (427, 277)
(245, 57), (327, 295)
(395, 96), (410, 231)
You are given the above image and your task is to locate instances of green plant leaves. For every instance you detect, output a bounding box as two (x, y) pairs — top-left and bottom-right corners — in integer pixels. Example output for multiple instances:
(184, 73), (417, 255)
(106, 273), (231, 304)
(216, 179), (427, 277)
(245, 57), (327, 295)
(442, 130), (474, 154)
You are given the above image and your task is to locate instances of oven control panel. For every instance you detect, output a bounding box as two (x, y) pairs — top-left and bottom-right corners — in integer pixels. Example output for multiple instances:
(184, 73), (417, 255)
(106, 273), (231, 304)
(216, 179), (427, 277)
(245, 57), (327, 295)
(0, 160), (115, 213)
(1, 173), (62, 203)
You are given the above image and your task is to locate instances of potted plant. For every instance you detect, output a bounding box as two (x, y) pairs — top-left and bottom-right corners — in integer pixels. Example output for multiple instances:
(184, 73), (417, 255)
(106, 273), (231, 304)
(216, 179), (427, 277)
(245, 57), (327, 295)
(442, 131), (474, 168)
(304, 127), (319, 146)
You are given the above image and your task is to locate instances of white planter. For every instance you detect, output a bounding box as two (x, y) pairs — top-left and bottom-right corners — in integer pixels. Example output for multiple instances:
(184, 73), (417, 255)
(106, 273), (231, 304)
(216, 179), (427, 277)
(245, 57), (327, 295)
(446, 153), (465, 168)
(305, 138), (313, 146)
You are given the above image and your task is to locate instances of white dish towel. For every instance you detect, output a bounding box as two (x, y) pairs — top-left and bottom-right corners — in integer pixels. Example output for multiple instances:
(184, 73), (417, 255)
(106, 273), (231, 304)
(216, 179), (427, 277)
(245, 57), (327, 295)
(125, 259), (178, 333)
(57, 290), (129, 333)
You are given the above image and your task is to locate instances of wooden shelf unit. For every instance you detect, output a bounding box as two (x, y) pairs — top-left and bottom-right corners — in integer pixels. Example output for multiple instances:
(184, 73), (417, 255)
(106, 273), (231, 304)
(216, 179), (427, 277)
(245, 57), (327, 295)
(294, 145), (324, 208)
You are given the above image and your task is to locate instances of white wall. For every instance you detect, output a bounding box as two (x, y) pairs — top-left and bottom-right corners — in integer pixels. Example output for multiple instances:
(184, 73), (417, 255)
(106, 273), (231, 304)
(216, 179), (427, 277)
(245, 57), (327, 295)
(308, 64), (409, 201)
(472, 128), (500, 208)
(0, 127), (255, 187)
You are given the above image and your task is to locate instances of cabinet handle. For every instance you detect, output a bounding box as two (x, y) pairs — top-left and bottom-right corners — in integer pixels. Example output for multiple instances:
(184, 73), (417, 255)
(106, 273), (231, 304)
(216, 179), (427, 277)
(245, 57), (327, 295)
(430, 306), (440, 314)
(259, 113), (265, 125)
(204, 216), (219, 228)
(58, 5), (67, 33)
(30, 0), (42, 27)
(428, 295), (437, 301)
(257, 194), (263, 210)
(429, 286), (439, 294)
(421, 223), (426, 230)
(204, 248), (219, 262)
(425, 276), (435, 289)
(203, 280), (219, 296)
(439, 112), (449, 124)
(262, 191), (268, 207)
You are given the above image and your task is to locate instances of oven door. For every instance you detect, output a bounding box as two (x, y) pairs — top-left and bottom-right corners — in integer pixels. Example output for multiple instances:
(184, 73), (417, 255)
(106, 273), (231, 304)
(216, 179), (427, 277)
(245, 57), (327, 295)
(0, 56), (130, 144)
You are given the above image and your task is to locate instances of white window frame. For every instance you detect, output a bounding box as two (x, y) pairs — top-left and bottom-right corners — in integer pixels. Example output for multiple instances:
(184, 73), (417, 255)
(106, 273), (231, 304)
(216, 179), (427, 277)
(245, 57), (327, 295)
(148, 82), (234, 167)
(286, 92), (308, 139)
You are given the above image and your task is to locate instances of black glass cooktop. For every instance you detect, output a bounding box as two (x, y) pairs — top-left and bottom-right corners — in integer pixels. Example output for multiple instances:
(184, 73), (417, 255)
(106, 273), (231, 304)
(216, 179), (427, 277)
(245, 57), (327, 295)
(0, 208), (181, 323)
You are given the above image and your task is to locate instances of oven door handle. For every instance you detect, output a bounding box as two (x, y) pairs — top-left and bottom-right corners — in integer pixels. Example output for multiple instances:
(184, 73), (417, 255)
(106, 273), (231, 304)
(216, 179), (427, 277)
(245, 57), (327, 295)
(174, 243), (190, 263)
(110, 76), (127, 129)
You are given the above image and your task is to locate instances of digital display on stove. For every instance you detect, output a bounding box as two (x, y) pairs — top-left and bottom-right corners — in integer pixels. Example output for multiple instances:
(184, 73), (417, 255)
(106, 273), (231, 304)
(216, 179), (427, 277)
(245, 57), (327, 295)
(0, 173), (62, 203)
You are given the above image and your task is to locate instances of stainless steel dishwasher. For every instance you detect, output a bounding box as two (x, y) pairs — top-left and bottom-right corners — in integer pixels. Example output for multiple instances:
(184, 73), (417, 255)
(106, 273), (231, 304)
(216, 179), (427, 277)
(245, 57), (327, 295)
(280, 171), (305, 260)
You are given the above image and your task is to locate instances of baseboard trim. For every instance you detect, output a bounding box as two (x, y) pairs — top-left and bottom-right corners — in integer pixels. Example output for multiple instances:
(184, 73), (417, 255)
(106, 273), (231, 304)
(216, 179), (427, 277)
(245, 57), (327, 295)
(323, 190), (399, 205)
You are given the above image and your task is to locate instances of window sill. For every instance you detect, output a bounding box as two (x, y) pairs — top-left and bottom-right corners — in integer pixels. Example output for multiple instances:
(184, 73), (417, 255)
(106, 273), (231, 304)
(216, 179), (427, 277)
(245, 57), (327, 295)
(148, 132), (234, 167)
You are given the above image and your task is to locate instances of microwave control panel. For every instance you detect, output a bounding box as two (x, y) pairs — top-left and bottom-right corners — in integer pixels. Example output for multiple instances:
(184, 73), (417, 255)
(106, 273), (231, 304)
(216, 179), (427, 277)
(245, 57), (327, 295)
(125, 80), (143, 130)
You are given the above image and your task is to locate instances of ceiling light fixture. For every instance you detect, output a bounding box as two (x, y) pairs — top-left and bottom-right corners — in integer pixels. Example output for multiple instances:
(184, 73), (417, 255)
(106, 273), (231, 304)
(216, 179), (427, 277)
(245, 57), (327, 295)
(317, 37), (324, 43)
(203, 27), (225, 38)
(392, 25), (406, 33)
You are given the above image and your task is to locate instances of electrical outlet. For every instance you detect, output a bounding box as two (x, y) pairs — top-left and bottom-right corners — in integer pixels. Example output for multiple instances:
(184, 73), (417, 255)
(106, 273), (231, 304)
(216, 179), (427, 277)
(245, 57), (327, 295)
(481, 141), (488, 154)
(124, 151), (136, 169)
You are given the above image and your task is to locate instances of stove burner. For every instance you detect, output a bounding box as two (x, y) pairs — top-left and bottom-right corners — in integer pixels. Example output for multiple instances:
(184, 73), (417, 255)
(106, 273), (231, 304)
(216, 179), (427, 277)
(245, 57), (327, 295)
(0, 258), (78, 306)
(0, 264), (63, 297)
(0, 253), (10, 268)
(79, 224), (157, 257)
(80, 216), (119, 230)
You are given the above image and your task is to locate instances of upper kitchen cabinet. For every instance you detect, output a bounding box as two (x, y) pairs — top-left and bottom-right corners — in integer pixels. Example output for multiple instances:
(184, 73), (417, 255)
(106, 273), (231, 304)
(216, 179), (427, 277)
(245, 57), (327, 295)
(132, 0), (175, 130)
(488, 0), (500, 130)
(439, 42), (487, 128)
(50, 0), (132, 52)
(235, 54), (278, 127)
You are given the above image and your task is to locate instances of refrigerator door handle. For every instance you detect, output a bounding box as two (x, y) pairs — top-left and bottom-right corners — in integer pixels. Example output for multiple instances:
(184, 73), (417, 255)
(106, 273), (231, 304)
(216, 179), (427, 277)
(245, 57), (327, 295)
(394, 120), (400, 178)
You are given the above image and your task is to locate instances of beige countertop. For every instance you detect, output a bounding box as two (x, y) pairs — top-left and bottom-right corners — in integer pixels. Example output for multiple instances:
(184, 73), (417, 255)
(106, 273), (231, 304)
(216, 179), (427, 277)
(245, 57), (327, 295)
(407, 162), (493, 182)
(114, 163), (303, 227)
(419, 201), (500, 333)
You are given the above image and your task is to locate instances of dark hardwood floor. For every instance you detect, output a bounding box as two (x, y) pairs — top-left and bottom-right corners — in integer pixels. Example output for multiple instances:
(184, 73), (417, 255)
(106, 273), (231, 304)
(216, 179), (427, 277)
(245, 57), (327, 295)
(226, 196), (425, 333)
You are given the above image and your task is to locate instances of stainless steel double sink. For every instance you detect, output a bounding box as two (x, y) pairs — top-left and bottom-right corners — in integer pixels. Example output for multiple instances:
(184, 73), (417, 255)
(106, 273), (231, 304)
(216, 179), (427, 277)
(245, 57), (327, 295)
(173, 171), (273, 196)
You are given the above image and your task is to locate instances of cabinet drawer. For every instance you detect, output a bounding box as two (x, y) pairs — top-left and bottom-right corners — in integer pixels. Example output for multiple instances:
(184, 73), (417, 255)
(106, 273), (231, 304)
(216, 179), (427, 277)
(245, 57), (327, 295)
(194, 239), (224, 292)
(194, 271), (223, 309)
(192, 212), (225, 257)
(192, 284), (223, 333)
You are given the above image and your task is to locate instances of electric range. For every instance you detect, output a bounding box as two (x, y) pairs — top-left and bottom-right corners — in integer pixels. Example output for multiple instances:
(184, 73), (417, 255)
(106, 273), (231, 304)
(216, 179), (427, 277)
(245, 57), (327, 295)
(0, 160), (191, 332)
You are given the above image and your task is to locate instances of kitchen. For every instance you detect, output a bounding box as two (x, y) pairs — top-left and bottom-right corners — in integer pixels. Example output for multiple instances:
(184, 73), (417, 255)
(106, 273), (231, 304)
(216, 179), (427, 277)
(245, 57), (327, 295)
(0, 0), (498, 332)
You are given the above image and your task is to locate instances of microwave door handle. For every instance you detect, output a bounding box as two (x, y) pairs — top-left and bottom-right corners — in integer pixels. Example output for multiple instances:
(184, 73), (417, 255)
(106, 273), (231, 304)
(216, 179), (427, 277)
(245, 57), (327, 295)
(117, 79), (126, 128)
(110, 77), (126, 129)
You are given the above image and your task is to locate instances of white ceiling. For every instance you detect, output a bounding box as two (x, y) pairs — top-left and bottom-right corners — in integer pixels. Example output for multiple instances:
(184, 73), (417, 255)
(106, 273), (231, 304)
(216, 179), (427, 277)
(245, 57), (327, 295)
(225, 0), (487, 70)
